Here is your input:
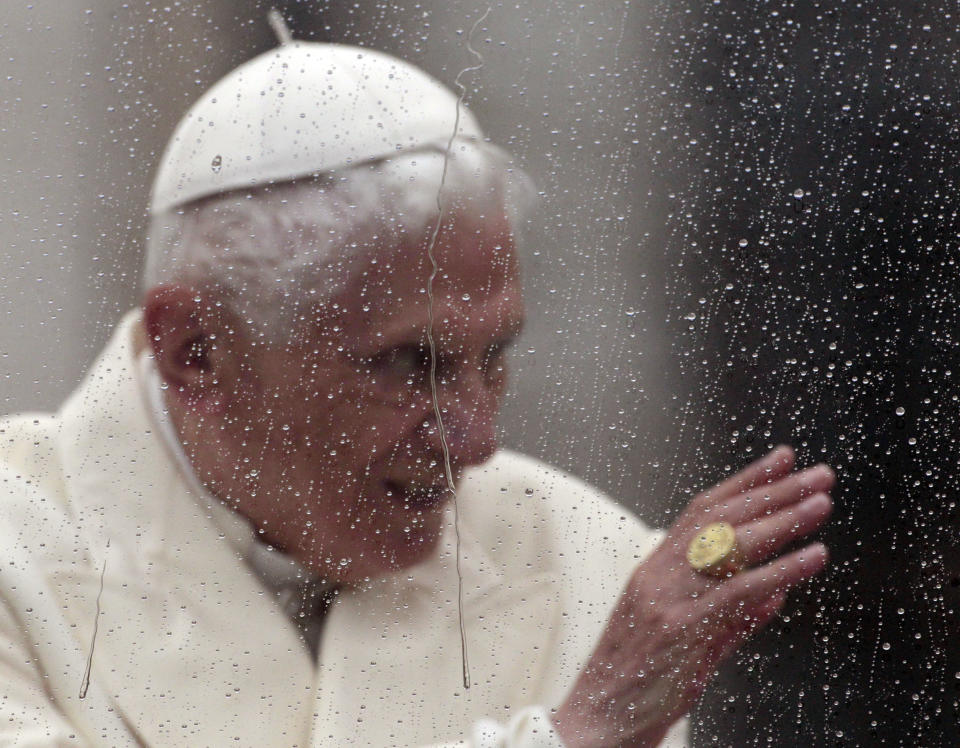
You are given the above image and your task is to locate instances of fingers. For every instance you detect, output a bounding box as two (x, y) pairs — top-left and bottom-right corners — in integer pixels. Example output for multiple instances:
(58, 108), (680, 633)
(734, 491), (833, 565)
(695, 445), (795, 509)
(707, 543), (828, 614)
(702, 462), (834, 528)
(750, 591), (788, 627)
(706, 590), (786, 657)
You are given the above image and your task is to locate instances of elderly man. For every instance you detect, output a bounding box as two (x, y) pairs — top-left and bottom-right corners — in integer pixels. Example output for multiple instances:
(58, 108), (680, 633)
(0, 39), (833, 747)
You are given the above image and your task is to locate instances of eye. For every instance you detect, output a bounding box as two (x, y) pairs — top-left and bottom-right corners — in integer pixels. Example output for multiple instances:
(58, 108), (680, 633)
(370, 344), (431, 382)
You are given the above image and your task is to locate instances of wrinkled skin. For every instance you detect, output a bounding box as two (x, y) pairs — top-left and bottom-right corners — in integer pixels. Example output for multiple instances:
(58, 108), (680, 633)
(144, 208), (524, 582)
(552, 446), (833, 746)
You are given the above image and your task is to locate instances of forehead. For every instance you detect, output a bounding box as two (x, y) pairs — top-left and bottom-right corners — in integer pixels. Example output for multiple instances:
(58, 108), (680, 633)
(332, 211), (523, 331)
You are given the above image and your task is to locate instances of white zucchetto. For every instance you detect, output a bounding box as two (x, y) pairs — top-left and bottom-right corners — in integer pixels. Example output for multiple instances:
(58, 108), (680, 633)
(150, 41), (483, 215)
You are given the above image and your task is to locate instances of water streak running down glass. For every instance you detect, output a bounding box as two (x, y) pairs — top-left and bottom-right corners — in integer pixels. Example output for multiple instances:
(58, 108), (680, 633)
(78, 540), (108, 699)
(424, 5), (493, 693)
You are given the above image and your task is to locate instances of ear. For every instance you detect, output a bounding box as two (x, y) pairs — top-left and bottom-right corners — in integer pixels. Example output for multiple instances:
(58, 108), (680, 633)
(141, 284), (241, 413)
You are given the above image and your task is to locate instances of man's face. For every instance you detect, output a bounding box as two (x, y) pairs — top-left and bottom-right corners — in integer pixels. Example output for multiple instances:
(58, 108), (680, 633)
(221, 209), (524, 582)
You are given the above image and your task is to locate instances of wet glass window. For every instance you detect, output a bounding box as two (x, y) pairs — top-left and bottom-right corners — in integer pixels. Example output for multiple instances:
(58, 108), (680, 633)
(0, 2), (954, 746)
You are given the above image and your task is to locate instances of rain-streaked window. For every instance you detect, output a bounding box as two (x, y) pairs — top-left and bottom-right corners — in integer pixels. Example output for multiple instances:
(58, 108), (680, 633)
(1, 3), (953, 746)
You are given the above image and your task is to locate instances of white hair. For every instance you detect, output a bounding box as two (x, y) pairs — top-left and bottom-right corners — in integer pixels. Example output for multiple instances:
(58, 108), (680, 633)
(143, 140), (535, 340)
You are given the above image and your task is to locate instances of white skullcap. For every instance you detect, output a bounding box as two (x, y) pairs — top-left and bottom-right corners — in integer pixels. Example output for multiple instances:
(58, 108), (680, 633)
(149, 41), (483, 215)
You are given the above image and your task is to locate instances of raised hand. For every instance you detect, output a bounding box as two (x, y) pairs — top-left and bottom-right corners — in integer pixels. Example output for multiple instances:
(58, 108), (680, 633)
(552, 446), (834, 747)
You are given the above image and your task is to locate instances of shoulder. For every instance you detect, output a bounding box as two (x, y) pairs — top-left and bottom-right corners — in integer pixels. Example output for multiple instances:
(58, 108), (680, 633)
(0, 414), (66, 498)
(0, 414), (78, 562)
(459, 449), (663, 577)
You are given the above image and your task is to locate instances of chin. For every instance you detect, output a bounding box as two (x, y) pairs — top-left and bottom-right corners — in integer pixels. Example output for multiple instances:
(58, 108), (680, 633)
(393, 525), (446, 565)
(299, 488), (451, 582)
(343, 522), (446, 582)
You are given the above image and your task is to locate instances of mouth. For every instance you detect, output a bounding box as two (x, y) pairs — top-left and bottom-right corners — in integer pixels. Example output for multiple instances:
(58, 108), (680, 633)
(383, 479), (451, 510)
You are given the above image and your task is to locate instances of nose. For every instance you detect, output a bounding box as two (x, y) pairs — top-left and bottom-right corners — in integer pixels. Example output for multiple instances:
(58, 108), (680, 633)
(422, 367), (499, 470)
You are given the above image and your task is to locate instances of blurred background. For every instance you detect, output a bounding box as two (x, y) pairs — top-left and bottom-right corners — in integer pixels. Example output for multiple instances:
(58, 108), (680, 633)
(2, 1), (959, 744)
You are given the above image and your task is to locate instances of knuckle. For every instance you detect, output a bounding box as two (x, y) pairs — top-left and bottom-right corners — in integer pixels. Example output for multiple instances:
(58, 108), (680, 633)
(691, 491), (712, 510)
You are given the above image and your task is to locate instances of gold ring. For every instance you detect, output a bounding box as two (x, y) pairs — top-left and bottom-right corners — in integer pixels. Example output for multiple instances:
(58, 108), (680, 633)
(687, 521), (744, 577)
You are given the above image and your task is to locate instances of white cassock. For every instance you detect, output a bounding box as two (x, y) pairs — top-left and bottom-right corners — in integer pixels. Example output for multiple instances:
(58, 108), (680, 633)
(0, 312), (688, 746)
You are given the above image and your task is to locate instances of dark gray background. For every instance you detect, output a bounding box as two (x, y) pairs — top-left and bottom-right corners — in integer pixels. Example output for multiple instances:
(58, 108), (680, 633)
(2, 1), (957, 745)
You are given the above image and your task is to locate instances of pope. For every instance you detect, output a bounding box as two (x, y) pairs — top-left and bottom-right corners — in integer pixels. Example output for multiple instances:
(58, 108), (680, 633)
(0, 31), (833, 747)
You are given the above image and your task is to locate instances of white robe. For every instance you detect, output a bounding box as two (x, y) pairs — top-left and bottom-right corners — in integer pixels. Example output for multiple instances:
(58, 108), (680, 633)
(0, 312), (688, 746)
